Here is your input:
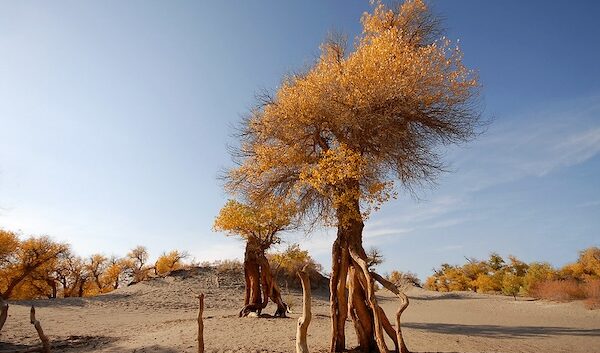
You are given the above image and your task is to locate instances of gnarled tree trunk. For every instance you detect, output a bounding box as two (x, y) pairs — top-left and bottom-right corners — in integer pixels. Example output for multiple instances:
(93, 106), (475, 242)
(239, 238), (288, 317)
(330, 194), (410, 353)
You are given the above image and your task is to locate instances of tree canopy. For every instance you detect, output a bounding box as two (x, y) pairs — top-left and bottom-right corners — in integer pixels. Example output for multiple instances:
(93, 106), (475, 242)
(214, 198), (296, 247)
(226, 0), (481, 226)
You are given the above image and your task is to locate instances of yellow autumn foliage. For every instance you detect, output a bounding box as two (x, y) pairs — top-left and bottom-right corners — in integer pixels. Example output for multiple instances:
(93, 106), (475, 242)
(155, 250), (189, 275)
(1, 233), (68, 299)
(226, 0), (481, 228)
(425, 248), (600, 300)
(213, 198), (296, 247)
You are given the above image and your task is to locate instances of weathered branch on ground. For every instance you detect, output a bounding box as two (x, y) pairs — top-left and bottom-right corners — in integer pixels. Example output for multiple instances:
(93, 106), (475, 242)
(371, 272), (410, 353)
(197, 293), (205, 353)
(296, 265), (311, 353)
(0, 298), (8, 332)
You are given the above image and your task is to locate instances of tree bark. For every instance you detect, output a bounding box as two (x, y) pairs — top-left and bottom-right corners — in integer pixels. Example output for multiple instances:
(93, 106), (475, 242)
(296, 266), (312, 353)
(329, 234), (349, 352)
(239, 238), (287, 317)
(330, 189), (410, 353)
(45, 280), (57, 299)
(2, 272), (30, 299)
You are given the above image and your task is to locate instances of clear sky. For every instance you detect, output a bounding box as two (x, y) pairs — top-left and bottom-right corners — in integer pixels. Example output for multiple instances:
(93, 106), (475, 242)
(1, 1), (599, 279)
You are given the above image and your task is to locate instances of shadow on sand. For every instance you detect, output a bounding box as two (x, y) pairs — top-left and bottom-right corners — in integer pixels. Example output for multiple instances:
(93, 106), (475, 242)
(409, 293), (484, 301)
(12, 292), (135, 308)
(403, 322), (600, 338)
(0, 335), (118, 352)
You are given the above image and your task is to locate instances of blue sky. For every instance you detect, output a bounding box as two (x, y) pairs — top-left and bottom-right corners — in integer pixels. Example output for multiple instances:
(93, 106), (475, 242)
(1, 1), (599, 279)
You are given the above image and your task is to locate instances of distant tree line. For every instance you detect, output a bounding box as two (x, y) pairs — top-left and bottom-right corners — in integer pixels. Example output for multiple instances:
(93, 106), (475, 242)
(0, 228), (189, 300)
(0, 228), (323, 301)
(424, 247), (600, 308)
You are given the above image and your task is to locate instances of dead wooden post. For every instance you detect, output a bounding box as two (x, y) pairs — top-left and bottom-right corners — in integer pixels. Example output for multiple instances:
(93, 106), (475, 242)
(197, 293), (204, 353)
(370, 272), (410, 353)
(0, 298), (8, 332)
(296, 265), (312, 353)
(30, 306), (51, 353)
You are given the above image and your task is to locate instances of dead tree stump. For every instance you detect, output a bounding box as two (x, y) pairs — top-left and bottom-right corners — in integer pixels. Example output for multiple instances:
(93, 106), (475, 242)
(296, 265), (312, 353)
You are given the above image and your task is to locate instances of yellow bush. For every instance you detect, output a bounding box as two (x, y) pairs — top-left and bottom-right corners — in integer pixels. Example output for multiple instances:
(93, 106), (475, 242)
(473, 274), (495, 293)
(155, 250), (189, 275)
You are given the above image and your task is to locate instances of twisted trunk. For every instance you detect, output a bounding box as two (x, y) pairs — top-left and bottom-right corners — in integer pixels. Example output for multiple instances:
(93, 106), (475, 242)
(330, 187), (410, 353)
(2, 272), (30, 299)
(239, 238), (287, 317)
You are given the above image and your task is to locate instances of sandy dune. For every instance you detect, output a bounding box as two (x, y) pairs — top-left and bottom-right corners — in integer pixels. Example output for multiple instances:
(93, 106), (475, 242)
(1, 267), (599, 353)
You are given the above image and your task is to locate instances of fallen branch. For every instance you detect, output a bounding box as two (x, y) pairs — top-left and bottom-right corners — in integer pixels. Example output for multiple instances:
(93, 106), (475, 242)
(371, 272), (410, 353)
(296, 265), (311, 353)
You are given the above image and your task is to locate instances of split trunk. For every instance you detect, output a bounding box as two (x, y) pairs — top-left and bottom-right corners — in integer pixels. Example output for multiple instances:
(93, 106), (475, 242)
(239, 238), (287, 317)
(330, 196), (410, 353)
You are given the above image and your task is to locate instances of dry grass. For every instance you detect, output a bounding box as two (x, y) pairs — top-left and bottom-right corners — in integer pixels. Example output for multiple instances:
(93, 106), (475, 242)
(584, 279), (600, 309)
(531, 279), (600, 307)
(213, 259), (243, 273)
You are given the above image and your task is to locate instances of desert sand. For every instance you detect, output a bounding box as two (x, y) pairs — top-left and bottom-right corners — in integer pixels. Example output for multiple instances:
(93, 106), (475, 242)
(1, 267), (599, 353)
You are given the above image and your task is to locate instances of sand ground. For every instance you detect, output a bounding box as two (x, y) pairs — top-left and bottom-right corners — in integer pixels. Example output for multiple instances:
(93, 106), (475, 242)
(1, 268), (599, 353)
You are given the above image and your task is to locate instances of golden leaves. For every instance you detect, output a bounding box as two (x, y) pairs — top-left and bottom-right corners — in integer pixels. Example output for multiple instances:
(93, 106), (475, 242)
(299, 145), (365, 193)
(155, 250), (188, 275)
(214, 198), (296, 244)
(226, 0), (481, 229)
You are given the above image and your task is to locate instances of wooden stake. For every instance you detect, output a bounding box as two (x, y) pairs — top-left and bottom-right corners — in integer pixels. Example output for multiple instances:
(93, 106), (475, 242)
(296, 265), (312, 353)
(0, 298), (8, 332)
(30, 306), (51, 353)
(197, 293), (204, 353)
